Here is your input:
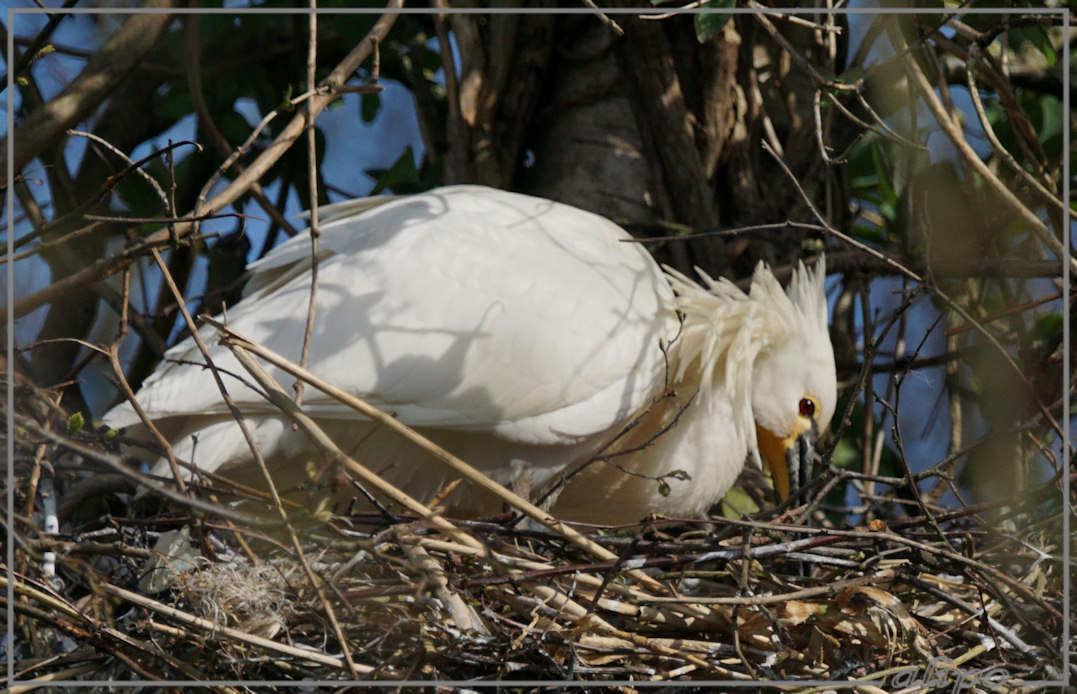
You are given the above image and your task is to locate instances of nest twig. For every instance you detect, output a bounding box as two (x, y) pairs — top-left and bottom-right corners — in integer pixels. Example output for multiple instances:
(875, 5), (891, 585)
(3, 357), (1065, 687)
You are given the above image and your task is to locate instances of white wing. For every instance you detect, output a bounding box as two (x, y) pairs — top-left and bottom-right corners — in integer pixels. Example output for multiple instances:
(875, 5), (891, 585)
(106, 186), (677, 478)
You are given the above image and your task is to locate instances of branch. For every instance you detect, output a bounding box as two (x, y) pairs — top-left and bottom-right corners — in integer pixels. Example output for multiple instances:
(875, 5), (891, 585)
(0, 3), (176, 188)
(1, 1), (403, 324)
(209, 318), (674, 597)
(889, 26), (1075, 275)
(182, 15), (300, 238)
(189, 0), (403, 222)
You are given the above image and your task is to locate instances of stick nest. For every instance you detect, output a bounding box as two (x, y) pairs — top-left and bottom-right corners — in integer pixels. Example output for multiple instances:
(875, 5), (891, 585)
(6, 372), (1067, 689)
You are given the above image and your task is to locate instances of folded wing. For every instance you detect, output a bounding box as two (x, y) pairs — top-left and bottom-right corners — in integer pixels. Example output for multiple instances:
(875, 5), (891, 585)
(106, 186), (677, 487)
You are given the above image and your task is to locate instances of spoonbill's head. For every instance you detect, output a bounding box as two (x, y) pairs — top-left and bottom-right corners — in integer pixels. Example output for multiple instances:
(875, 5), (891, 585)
(749, 258), (837, 501)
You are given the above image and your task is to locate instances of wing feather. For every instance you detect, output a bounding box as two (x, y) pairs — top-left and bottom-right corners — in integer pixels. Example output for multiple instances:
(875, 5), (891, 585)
(106, 186), (676, 461)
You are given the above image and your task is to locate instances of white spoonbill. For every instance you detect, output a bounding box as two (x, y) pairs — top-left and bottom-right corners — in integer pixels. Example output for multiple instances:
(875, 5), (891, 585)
(105, 186), (836, 524)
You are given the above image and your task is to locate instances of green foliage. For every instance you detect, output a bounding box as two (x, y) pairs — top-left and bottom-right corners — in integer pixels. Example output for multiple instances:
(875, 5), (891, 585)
(66, 412), (84, 436)
(1031, 94), (1064, 159)
(1009, 25), (1056, 67)
(846, 138), (900, 246)
(1030, 313), (1062, 348)
(366, 146), (438, 195)
(114, 149), (206, 224)
(690, 0), (736, 42)
(718, 486), (760, 518)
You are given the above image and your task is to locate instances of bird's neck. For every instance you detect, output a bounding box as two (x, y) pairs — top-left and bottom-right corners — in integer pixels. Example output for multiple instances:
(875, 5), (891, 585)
(579, 302), (768, 517)
(669, 293), (777, 449)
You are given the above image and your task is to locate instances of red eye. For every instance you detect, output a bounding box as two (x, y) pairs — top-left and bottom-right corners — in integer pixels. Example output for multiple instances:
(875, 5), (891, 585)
(799, 398), (815, 417)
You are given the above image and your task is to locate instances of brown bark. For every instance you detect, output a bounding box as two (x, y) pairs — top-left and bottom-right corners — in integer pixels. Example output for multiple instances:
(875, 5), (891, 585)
(444, 8), (556, 186)
(439, 11), (843, 279)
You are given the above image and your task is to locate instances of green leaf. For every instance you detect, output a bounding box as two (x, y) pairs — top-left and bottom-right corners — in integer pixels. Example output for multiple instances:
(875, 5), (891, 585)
(837, 65), (864, 85)
(366, 146), (426, 195)
(217, 109), (254, 147)
(694, 0), (735, 43)
(279, 84), (294, 112)
(1031, 313), (1062, 346)
(67, 412), (84, 436)
(1037, 95), (1062, 144)
(657, 479), (671, 497)
(718, 486), (759, 518)
(1011, 26), (1056, 68)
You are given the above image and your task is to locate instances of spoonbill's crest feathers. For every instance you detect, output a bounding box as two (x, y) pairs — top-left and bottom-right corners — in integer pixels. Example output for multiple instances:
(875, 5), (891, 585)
(662, 257), (832, 467)
(746, 259), (836, 452)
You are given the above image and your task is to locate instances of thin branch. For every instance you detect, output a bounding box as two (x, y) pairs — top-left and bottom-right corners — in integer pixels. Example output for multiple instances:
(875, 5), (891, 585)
(638, 570), (892, 605)
(578, 0), (623, 36)
(13, 414), (252, 525)
(296, 1), (322, 407)
(66, 130), (170, 213)
(99, 582), (367, 671)
(147, 246), (362, 678)
(964, 42), (1070, 220)
(182, 15), (300, 239)
(760, 139), (922, 283)
(890, 26), (1073, 274)
(208, 317), (674, 597)
(0, 4), (175, 187)
(106, 346), (186, 494)
(191, 1), (402, 223)
(764, 137), (1064, 445)
(2, 5), (402, 323)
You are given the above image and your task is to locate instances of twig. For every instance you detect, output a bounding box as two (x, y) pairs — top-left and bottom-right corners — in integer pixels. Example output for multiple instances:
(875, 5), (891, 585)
(67, 130), (171, 213)
(208, 318), (672, 596)
(890, 26), (1073, 274)
(296, 0), (321, 407)
(219, 337), (484, 552)
(99, 583), (366, 671)
(963, 42), (1070, 220)
(637, 569), (893, 605)
(191, 1), (402, 224)
(1, 6), (175, 187)
(761, 139), (921, 284)
(2, 3), (403, 324)
(762, 137), (1063, 443)
(897, 572), (1039, 656)
(13, 413), (252, 526)
(182, 15), (301, 239)
(813, 89), (860, 165)
(752, 12), (857, 93)
(147, 247), (362, 678)
(579, 0), (623, 36)
(395, 527), (489, 634)
(106, 345), (187, 494)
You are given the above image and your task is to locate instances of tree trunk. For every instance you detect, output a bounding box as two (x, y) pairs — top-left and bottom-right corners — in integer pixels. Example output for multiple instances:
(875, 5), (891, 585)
(439, 10), (847, 280)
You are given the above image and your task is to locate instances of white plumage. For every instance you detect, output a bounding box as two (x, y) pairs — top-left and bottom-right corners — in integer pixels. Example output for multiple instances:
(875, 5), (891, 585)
(106, 186), (836, 524)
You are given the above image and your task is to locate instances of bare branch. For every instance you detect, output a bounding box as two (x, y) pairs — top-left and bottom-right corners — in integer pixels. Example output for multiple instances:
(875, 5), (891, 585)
(1, 4), (176, 188)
